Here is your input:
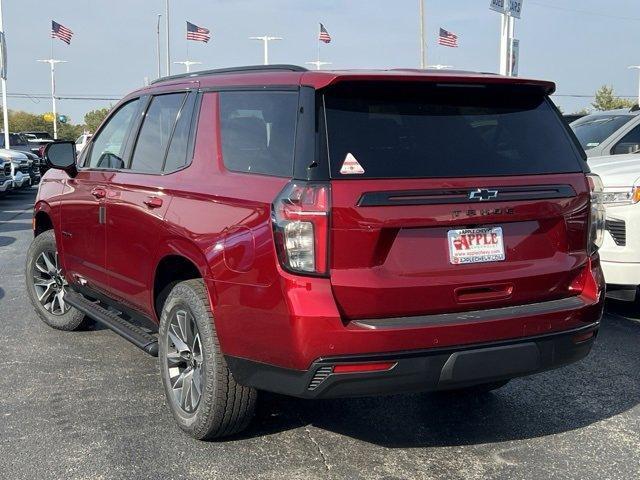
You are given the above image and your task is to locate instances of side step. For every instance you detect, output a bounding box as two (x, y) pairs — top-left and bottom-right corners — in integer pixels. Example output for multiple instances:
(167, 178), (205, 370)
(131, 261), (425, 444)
(65, 290), (159, 356)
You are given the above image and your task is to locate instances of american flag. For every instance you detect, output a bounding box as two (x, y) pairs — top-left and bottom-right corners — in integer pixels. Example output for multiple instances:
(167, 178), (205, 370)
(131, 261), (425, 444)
(187, 21), (211, 43)
(438, 28), (458, 48)
(51, 21), (73, 45)
(319, 23), (331, 43)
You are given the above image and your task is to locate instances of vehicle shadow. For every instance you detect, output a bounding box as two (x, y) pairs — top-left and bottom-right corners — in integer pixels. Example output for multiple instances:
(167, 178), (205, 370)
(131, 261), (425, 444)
(0, 287), (4, 301)
(236, 312), (640, 447)
(0, 235), (15, 247)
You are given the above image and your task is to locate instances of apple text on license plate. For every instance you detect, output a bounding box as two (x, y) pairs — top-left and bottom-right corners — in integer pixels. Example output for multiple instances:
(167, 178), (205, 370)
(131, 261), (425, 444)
(447, 227), (505, 265)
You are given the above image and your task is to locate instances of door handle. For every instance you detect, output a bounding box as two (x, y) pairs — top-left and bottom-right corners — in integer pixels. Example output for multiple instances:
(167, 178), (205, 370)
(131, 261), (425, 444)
(143, 196), (163, 209)
(91, 186), (107, 199)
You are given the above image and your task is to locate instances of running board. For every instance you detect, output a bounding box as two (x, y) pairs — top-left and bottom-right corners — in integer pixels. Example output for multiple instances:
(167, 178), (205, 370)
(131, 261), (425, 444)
(65, 290), (159, 356)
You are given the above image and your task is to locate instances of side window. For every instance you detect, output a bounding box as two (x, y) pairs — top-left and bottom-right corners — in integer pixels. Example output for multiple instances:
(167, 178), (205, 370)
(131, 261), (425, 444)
(612, 124), (640, 155)
(219, 91), (298, 177)
(88, 99), (140, 169)
(164, 93), (197, 172)
(130, 93), (186, 173)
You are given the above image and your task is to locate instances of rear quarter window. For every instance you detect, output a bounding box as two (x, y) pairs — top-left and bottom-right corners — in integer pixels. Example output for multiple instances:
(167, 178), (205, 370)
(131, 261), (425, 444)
(219, 91), (298, 177)
(323, 83), (583, 179)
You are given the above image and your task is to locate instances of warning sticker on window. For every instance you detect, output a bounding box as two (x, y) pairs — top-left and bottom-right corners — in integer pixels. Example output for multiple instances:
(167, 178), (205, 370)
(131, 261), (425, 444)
(340, 153), (365, 175)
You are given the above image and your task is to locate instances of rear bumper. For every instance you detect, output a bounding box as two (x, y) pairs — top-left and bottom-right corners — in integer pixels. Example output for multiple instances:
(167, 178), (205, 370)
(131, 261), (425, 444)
(214, 257), (605, 372)
(601, 260), (640, 289)
(226, 324), (598, 399)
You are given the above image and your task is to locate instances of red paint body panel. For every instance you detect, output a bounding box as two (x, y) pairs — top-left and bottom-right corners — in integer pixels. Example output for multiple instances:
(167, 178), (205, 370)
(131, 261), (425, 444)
(34, 68), (604, 376)
(329, 174), (591, 319)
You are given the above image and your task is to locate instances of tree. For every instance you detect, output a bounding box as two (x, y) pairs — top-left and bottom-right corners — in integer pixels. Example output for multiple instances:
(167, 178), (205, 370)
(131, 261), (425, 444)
(84, 107), (111, 133)
(592, 85), (635, 111)
(58, 122), (84, 141)
(5, 109), (84, 141)
(8, 110), (53, 136)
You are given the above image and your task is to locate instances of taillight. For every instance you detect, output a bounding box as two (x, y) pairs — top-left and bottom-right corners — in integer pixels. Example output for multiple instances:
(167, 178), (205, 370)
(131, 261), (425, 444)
(272, 181), (330, 276)
(587, 173), (606, 255)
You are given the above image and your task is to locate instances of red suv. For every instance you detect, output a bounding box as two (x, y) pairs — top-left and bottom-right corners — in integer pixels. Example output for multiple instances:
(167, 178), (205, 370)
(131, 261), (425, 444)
(27, 65), (606, 440)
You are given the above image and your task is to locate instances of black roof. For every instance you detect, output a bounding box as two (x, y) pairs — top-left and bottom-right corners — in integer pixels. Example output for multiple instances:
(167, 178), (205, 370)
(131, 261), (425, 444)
(150, 64), (308, 85)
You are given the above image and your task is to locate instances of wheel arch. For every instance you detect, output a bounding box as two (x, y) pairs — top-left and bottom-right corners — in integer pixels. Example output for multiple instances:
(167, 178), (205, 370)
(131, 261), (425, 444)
(151, 239), (218, 321)
(33, 210), (53, 236)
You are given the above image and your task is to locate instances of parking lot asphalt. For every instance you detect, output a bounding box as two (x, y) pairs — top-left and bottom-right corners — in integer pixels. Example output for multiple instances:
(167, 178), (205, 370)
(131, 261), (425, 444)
(0, 187), (639, 480)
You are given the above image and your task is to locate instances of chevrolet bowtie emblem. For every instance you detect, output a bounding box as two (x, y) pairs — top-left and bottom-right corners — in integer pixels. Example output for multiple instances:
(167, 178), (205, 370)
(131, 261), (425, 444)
(469, 188), (499, 201)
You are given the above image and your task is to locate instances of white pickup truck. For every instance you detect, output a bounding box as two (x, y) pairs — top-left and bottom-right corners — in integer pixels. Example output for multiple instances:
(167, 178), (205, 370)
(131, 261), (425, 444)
(589, 153), (640, 302)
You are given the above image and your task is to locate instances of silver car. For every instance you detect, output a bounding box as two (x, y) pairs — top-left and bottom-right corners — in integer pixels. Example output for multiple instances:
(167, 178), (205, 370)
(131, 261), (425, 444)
(0, 149), (31, 189)
(570, 106), (640, 157)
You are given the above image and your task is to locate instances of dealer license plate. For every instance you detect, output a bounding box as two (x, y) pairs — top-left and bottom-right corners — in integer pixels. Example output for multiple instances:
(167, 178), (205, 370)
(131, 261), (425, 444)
(447, 227), (505, 265)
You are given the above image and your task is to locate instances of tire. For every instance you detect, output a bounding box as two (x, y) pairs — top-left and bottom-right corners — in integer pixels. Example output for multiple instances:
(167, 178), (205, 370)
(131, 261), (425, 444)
(25, 230), (85, 331)
(158, 279), (257, 440)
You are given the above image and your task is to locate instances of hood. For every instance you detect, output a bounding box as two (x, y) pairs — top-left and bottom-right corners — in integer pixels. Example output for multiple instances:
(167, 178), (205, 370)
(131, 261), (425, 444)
(588, 154), (640, 188)
(0, 148), (29, 162)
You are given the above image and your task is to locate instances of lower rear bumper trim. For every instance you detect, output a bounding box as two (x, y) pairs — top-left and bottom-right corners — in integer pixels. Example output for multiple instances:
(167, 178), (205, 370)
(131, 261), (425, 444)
(226, 323), (598, 399)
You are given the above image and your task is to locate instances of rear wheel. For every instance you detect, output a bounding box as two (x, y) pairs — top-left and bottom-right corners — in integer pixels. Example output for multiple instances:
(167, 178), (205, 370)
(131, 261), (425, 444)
(158, 279), (256, 440)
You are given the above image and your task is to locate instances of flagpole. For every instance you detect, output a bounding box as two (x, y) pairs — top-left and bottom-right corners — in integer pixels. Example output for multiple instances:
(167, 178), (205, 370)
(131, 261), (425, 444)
(165, 0), (171, 76)
(507, 15), (515, 76)
(156, 14), (162, 79)
(418, 0), (426, 68)
(50, 61), (57, 139)
(186, 23), (190, 65)
(51, 30), (55, 139)
(317, 23), (320, 66)
(0, 0), (9, 149)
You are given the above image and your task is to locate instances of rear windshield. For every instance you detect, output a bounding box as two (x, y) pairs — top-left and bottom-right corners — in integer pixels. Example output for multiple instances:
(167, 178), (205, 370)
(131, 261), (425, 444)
(570, 114), (634, 150)
(323, 83), (583, 178)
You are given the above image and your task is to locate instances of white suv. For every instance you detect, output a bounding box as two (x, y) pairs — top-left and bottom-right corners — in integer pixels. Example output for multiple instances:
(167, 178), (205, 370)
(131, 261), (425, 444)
(589, 153), (640, 301)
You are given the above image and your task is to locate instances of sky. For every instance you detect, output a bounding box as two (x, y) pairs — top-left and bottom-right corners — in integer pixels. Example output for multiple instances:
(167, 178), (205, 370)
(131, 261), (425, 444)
(3, 0), (640, 124)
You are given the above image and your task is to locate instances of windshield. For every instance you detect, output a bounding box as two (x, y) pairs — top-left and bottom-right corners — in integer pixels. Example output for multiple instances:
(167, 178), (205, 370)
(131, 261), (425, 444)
(570, 114), (634, 150)
(323, 83), (583, 178)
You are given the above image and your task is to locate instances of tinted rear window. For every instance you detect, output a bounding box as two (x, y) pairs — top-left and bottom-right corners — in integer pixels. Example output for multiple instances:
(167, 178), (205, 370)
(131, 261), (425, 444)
(323, 83), (583, 178)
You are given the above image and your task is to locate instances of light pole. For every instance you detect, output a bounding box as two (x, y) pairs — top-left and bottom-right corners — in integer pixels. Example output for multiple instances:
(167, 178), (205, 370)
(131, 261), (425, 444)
(37, 58), (67, 140)
(249, 36), (282, 65)
(156, 14), (162, 79)
(174, 60), (201, 73)
(0, 0), (9, 149)
(305, 60), (332, 71)
(629, 66), (640, 107)
(418, 0), (426, 68)
(165, 0), (171, 76)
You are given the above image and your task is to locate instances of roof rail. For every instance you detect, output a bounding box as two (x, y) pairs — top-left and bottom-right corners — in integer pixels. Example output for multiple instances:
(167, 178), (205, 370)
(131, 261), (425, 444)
(150, 64), (308, 85)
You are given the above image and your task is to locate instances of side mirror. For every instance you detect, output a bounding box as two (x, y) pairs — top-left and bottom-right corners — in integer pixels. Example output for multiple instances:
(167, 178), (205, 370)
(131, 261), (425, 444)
(44, 141), (77, 177)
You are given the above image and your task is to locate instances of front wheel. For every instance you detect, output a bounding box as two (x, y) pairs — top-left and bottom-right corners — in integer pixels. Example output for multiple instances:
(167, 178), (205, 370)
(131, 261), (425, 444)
(25, 230), (85, 331)
(158, 279), (257, 440)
